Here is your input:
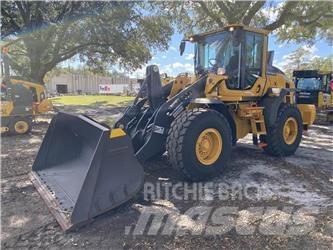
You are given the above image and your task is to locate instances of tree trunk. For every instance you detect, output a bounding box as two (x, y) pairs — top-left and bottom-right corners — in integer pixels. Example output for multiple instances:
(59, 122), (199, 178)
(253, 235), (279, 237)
(29, 71), (46, 85)
(23, 37), (48, 85)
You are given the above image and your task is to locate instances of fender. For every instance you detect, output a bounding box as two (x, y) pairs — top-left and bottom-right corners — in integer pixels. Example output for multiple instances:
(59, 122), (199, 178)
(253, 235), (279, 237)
(191, 98), (237, 146)
(261, 88), (289, 127)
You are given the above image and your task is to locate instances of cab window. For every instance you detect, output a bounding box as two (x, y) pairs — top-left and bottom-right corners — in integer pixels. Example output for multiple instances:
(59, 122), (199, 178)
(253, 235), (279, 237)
(297, 78), (321, 91)
(29, 87), (38, 102)
(244, 32), (264, 89)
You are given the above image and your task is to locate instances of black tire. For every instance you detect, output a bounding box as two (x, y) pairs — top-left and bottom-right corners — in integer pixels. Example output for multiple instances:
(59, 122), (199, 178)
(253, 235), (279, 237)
(166, 108), (232, 181)
(260, 104), (302, 157)
(9, 117), (32, 135)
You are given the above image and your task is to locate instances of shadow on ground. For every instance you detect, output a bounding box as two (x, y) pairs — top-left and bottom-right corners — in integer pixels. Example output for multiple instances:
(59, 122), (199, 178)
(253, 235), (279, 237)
(1, 108), (332, 249)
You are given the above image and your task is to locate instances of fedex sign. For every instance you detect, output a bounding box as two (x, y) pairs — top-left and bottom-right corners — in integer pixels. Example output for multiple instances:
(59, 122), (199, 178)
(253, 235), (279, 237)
(98, 84), (112, 94)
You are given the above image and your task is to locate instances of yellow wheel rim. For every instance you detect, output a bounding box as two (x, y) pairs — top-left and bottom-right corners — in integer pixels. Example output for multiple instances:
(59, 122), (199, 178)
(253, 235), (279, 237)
(195, 128), (222, 165)
(283, 117), (298, 145)
(14, 121), (29, 134)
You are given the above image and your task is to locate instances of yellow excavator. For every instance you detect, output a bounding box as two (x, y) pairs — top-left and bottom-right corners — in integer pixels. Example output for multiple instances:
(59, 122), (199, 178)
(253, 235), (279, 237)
(1, 46), (53, 134)
(30, 25), (316, 231)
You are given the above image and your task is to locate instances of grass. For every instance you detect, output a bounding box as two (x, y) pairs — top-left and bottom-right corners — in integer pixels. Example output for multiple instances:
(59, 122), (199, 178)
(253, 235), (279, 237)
(50, 95), (134, 106)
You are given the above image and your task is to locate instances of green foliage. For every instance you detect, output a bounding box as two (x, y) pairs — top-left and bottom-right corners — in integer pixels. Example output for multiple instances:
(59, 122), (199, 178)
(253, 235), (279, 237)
(281, 47), (332, 77)
(1, 1), (173, 84)
(157, 1), (332, 43)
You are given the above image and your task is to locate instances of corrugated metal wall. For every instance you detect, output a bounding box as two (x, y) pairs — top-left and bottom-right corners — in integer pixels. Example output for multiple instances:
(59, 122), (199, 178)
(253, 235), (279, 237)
(46, 73), (138, 94)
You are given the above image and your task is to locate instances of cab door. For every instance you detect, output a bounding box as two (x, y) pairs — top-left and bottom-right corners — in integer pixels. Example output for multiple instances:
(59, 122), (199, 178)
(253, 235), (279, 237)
(221, 30), (267, 100)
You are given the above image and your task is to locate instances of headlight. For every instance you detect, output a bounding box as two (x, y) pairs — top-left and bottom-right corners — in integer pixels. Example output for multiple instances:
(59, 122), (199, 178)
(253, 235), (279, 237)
(270, 88), (281, 96)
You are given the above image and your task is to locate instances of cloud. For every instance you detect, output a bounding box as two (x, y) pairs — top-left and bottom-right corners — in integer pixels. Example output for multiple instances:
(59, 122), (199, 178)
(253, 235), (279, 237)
(128, 66), (146, 78)
(128, 62), (193, 78)
(274, 60), (287, 71)
(185, 53), (194, 60)
(282, 54), (289, 60)
(172, 62), (194, 72)
(301, 45), (318, 57)
(261, 7), (278, 23)
(160, 62), (194, 76)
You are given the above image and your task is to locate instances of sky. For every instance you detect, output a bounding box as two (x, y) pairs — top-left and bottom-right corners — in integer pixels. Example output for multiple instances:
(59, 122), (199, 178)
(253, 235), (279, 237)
(128, 31), (332, 78)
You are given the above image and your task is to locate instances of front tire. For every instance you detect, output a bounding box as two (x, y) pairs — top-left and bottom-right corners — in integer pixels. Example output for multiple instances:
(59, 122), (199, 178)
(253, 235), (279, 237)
(9, 117), (32, 135)
(166, 108), (232, 181)
(260, 104), (302, 156)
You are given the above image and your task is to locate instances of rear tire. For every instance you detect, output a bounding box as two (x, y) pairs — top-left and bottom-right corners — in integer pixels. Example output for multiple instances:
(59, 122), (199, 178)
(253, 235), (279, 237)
(166, 108), (232, 181)
(9, 117), (32, 135)
(260, 104), (302, 157)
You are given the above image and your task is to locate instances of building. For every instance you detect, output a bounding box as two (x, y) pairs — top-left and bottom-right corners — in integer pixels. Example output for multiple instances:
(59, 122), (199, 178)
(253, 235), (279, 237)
(46, 73), (139, 95)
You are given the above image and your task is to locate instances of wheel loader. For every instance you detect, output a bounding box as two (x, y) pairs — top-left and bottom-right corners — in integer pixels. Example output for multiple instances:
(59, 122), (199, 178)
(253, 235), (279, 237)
(293, 70), (333, 123)
(30, 25), (316, 231)
(1, 46), (53, 134)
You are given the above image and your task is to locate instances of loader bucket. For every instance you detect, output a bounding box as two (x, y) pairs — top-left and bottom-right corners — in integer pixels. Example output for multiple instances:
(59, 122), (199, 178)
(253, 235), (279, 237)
(29, 112), (144, 231)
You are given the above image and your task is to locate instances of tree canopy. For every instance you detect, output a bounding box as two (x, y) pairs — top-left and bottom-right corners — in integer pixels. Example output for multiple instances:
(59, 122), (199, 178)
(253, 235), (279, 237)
(281, 47), (332, 77)
(1, 1), (173, 84)
(1, 1), (332, 84)
(158, 1), (332, 43)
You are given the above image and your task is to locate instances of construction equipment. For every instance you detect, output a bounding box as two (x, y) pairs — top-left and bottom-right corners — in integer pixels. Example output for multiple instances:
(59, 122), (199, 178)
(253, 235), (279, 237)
(161, 73), (177, 86)
(293, 70), (333, 123)
(30, 24), (316, 231)
(1, 46), (53, 134)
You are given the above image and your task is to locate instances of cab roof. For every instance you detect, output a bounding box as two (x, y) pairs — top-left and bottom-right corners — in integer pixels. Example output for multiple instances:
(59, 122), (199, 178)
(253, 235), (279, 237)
(293, 70), (332, 78)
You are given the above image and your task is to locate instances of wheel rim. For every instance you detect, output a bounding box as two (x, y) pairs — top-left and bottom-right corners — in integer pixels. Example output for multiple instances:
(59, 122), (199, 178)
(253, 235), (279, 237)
(195, 128), (222, 165)
(14, 121), (29, 134)
(283, 117), (298, 145)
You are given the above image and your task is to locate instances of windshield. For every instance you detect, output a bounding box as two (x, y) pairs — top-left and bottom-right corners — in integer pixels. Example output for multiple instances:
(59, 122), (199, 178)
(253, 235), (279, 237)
(196, 31), (238, 71)
(297, 78), (322, 91)
(195, 30), (242, 88)
(194, 29), (264, 89)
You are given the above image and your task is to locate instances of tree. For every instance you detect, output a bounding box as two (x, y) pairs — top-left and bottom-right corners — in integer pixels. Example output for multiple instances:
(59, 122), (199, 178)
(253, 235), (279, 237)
(285, 47), (310, 70)
(278, 46), (332, 77)
(308, 56), (333, 72)
(158, 1), (332, 43)
(1, 1), (173, 84)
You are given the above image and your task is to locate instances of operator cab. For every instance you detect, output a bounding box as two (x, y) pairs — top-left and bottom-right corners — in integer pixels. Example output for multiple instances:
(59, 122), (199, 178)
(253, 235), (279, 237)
(180, 25), (268, 90)
(293, 70), (332, 105)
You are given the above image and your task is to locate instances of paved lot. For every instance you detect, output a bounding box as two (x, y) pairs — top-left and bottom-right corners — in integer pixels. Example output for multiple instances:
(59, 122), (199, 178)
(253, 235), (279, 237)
(1, 106), (332, 249)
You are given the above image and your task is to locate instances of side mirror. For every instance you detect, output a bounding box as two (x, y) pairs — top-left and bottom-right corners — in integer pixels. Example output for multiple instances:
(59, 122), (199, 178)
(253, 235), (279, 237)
(267, 51), (274, 66)
(179, 40), (186, 56)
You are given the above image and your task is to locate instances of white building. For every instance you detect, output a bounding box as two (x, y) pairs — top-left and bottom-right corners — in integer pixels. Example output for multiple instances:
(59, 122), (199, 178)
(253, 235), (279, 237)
(46, 73), (139, 95)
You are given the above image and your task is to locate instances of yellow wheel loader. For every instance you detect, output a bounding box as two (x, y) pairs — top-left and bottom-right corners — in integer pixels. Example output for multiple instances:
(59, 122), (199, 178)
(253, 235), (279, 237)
(30, 25), (316, 231)
(293, 70), (333, 123)
(1, 46), (53, 135)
